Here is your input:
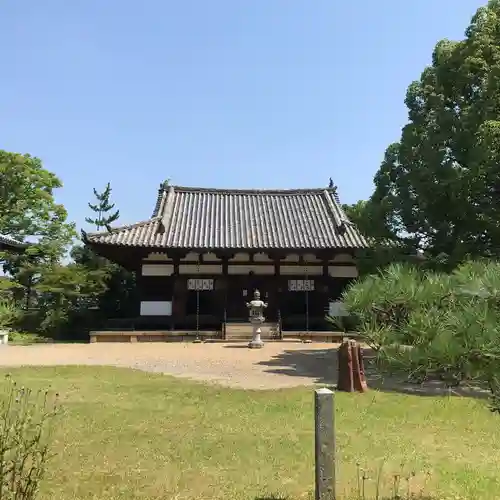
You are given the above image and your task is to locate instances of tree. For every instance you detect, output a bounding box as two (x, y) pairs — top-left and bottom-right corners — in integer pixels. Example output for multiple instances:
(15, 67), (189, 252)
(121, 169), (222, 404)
(0, 151), (76, 310)
(342, 200), (417, 276)
(370, 0), (500, 268)
(71, 183), (137, 322)
(35, 262), (107, 339)
(70, 244), (137, 320)
(0, 150), (75, 263)
(85, 182), (120, 231)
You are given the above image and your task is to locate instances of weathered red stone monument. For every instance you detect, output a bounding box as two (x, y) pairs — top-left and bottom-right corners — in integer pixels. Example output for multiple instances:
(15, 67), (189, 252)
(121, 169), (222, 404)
(337, 338), (368, 392)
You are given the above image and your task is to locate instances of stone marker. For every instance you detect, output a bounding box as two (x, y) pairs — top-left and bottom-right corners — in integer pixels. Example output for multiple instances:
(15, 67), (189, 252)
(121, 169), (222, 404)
(337, 338), (368, 392)
(246, 289), (267, 349)
(314, 388), (336, 500)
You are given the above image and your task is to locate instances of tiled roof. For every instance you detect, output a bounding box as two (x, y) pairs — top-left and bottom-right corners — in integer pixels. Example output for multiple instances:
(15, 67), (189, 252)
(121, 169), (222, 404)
(85, 185), (368, 250)
(0, 234), (25, 248)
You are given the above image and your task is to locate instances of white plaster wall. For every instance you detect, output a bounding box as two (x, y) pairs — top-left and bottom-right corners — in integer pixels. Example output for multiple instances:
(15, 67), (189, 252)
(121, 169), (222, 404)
(179, 264), (223, 274)
(227, 265), (275, 275)
(140, 301), (172, 316)
(141, 264), (174, 276)
(328, 266), (358, 278)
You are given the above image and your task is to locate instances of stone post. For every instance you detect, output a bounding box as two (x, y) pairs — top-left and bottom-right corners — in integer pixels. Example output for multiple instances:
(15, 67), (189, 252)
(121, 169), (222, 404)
(251, 323), (263, 346)
(314, 388), (336, 500)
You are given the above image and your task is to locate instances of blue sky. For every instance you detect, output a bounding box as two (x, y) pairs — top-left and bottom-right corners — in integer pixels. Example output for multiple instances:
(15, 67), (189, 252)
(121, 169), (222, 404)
(0, 0), (486, 229)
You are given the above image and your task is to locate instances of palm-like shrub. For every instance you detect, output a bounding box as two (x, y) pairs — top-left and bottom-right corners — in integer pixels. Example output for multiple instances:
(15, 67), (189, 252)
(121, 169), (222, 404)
(342, 260), (500, 410)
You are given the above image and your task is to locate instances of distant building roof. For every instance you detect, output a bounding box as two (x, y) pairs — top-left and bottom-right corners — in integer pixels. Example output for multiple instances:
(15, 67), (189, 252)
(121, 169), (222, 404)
(0, 234), (26, 249)
(85, 185), (368, 250)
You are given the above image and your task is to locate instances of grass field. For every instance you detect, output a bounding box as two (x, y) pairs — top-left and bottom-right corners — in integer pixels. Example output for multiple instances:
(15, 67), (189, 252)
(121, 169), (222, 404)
(2, 366), (500, 500)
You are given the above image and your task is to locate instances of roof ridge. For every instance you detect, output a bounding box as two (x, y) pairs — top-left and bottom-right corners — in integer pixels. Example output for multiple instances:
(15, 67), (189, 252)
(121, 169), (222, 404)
(159, 185), (339, 195)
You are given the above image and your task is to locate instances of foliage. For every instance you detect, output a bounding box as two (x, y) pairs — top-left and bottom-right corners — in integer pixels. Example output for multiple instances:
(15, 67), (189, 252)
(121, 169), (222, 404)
(369, 0), (500, 268)
(34, 263), (108, 339)
(7, 331), (49, 345)
(0, 150), (76, 318)
(84, 182), (119, 231)
(0, 375), (59, 500)
(72, 180), (137, 323)
(342, 260), (500, 411)
(0, 150), (74, 249)
(0, 166), (135, 339)
(70, 244), (137, 320)
(0, 300), (20, 331)
(342, 201), (419, 276)
(0, 150), (75, 266)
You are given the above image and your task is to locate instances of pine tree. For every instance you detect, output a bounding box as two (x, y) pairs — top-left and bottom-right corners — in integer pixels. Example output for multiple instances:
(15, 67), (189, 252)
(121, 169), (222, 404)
(85, 183), (120, 232)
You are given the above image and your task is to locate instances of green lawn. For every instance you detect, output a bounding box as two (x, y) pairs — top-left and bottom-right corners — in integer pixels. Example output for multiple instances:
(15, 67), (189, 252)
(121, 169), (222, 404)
(2, 367), (500, 500)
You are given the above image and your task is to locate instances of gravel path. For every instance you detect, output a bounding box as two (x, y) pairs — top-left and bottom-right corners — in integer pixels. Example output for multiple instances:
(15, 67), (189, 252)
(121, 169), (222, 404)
(0, 342), (490, 397)
(0, 342), (339, 390)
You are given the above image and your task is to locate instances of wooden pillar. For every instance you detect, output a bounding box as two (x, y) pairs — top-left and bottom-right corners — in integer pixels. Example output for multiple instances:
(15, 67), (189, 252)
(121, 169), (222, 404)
(221, 256), (229, 321)
(135, 264), (143, 317)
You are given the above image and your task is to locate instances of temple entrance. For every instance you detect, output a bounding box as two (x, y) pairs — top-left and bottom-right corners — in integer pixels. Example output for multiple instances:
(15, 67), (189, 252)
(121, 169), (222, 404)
(185, 291), (215, 316)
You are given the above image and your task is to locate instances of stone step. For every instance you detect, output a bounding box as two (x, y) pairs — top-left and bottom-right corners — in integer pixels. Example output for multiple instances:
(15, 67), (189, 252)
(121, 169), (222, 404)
(224, 322), (280, 340)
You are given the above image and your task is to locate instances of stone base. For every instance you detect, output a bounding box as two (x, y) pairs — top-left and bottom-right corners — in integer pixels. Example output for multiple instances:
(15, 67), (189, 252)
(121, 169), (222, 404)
(248, 340), (264, 349)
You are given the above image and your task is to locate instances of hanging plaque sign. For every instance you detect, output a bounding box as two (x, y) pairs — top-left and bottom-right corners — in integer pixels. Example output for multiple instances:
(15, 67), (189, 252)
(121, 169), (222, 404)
(288, 279), (314, 291)
(187, 278), (214, 291)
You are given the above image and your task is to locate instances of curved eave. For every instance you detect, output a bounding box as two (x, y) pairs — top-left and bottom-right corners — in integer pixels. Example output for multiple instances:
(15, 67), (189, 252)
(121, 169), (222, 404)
(0, 235), (29, 251)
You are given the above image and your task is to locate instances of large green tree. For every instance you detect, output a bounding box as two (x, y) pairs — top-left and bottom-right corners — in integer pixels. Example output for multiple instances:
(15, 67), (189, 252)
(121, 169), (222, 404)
(0, 150), (75, 261)
(371, 0), (500, 268)
(0, 151), (76, 309)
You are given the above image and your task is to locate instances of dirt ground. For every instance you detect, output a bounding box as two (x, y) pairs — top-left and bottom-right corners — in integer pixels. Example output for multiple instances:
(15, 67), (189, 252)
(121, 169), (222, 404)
(0, 341), (491, 397)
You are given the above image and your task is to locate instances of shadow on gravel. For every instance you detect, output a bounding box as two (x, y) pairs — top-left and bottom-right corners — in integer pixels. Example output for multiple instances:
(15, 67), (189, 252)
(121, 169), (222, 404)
(257, 346), (491, 399)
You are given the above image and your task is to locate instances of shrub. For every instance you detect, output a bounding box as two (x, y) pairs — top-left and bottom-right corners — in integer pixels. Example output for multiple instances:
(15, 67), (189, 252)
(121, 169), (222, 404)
(0, 300), (20, 331)
(0, 375), (60, 499)
(8, 331), (50, 345)
(342, 260), (500, 410)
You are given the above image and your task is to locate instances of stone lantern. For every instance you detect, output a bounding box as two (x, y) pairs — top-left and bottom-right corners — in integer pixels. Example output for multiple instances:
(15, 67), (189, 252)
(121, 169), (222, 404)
(246, 289), (267, 349)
